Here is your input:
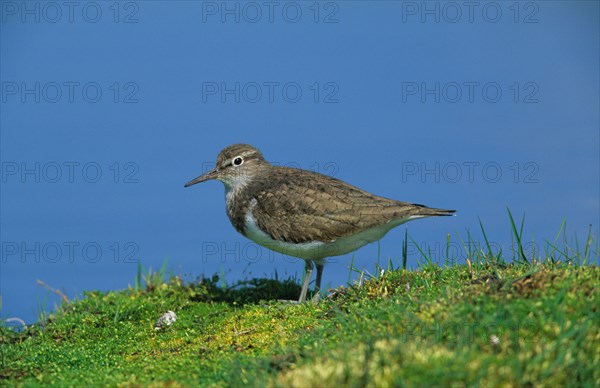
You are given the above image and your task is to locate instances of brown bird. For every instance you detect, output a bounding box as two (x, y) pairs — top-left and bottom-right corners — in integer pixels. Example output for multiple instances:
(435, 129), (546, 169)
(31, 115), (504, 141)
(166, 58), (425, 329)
(185, 144), (454, 302)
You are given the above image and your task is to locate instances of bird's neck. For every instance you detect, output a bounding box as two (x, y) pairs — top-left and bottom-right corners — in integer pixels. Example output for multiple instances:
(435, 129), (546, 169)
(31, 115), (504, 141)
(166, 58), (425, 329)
(224, 182), (253, 235)
(221, 163), (269, 234)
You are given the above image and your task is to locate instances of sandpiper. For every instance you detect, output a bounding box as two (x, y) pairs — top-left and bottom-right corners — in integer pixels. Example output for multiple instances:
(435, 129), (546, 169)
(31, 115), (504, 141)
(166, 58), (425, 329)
(185, 144), (455, 302)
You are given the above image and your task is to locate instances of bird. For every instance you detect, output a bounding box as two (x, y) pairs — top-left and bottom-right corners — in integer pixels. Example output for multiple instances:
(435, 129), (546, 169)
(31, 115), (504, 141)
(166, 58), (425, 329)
(185, 144), (455, 302)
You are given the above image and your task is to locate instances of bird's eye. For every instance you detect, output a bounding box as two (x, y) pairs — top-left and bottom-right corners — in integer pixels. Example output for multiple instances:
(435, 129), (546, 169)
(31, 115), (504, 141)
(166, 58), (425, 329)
(233, 157), (244, 166)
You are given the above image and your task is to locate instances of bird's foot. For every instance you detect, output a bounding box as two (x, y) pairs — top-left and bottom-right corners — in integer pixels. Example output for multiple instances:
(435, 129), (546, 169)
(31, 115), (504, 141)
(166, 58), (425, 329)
(276, 299), (300, 304)
(311, 292), (321, 305)
(276, 291), (321, 305)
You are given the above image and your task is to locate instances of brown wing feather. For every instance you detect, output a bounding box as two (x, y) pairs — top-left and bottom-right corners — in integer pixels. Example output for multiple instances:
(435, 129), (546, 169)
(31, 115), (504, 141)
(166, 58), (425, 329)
(250, 167), (446, 244)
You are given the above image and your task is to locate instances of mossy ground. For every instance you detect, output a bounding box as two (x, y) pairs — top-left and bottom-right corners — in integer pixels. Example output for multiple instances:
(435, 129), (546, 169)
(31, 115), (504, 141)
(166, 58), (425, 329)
(1, 260), (598, 387)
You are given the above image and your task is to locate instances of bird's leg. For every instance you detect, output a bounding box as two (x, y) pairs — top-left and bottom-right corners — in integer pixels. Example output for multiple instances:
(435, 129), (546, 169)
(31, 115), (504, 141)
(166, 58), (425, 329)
(311, 263), (324, 304)
(315, 263), (324, 290)
(298, 260), (314, 303)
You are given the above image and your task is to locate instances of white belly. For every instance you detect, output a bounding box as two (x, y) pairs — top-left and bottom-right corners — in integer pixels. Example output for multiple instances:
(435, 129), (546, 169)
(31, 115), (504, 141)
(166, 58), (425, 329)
(243, 212), (422, 261)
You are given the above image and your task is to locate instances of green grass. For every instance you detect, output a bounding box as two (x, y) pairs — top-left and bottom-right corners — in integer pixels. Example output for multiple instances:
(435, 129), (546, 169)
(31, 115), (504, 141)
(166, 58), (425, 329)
(1, 221), (599, 386)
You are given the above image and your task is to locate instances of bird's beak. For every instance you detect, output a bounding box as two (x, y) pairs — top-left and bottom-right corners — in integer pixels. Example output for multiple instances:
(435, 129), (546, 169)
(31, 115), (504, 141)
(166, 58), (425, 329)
(184, 168), (219, 187)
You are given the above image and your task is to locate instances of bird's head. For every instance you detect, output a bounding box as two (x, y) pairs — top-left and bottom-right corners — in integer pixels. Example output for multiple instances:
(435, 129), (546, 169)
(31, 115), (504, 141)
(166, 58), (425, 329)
(184, 144), (268, 191)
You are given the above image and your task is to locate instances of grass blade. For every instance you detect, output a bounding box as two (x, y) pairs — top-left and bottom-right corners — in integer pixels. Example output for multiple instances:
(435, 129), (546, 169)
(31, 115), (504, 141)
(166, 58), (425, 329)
(478, 217), (494, 261)
(402, 227), (408, 270)
(409, 236), (433, 267)
(507, 208), (528, 264)
(445, 233), (451, 267)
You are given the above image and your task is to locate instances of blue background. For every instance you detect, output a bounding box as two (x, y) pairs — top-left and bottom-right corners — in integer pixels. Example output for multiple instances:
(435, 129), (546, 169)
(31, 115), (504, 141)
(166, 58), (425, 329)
(1, 1), (598, 323)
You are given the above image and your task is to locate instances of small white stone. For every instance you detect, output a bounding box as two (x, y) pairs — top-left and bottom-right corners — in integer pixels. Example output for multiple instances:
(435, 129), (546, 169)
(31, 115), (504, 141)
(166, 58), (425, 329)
(490, 334), (500, 346)
(154, 310), (177, 330)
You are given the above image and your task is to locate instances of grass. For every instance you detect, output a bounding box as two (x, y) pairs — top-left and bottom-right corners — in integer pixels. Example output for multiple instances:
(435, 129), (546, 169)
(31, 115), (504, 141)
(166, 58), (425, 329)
(1, 221), (599, 386)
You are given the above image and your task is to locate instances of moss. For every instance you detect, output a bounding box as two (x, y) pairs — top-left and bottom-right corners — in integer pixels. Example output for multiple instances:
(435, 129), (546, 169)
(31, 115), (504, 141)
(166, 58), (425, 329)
(1, 264), (598, 386)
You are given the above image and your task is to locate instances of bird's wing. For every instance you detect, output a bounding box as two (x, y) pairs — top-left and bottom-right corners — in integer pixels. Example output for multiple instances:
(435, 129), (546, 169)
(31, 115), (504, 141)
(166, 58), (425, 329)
(250, 167), (424, 243)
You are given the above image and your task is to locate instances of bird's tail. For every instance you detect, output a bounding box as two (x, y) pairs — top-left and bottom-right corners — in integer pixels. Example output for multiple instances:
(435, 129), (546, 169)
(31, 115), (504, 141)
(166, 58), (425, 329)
(413, 205), (456, 217)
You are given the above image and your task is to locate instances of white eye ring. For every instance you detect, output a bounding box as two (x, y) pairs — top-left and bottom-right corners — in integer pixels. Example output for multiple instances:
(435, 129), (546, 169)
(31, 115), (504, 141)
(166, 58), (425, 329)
(233, 156), (244, 166)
